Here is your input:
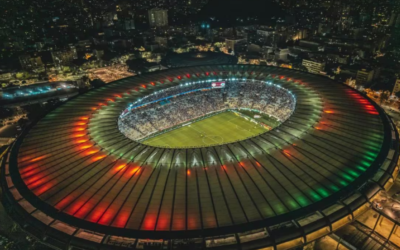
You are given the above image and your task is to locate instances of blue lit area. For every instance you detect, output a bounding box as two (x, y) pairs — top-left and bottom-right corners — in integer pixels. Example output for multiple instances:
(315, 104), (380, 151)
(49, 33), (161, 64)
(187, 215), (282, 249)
(2, 83), (76, 99)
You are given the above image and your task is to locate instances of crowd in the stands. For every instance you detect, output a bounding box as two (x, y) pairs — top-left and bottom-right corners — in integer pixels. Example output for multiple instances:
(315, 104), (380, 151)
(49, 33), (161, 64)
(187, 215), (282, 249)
(118, 80), (295, 141)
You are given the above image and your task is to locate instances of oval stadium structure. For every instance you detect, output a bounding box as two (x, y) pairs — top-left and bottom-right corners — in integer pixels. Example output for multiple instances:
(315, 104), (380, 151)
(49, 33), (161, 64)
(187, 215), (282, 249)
(1, 65), (399, 250)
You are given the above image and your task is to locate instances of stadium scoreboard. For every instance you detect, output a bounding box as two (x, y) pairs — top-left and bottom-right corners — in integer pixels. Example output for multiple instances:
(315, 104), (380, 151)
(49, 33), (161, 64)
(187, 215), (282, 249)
(211, 81), (225, 88)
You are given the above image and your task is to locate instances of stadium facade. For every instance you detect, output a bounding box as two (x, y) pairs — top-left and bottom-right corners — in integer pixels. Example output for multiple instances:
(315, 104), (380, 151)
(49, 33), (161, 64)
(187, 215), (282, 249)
(1, 65), (399, 250)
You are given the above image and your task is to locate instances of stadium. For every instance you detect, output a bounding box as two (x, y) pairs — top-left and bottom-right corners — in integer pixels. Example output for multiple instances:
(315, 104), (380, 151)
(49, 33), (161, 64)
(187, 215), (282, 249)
(1, 65), (399, 250)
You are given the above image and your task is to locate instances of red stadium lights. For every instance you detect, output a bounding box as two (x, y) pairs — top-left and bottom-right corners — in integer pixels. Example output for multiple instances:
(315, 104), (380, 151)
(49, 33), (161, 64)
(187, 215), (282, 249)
(177, 76), (182, 80)
(75, 139), (88, 144)
(29, 155), (47, 163)
(79, 144), (92, 150)
(141, 84), (147, 89)
(130, 167), (140, 175)
(85, 150), (99, 156)
(205, 72), (210, 76)
(92, 155), (106, 162)
(186, 74), (191, 78)
(150, 82), (155, 86)
(115, 164), (127, 171)
(72, 133), (86, 138)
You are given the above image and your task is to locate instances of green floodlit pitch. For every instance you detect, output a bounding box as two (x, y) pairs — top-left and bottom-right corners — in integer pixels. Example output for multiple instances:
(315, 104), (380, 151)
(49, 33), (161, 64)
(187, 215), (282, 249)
(143, 111), (278, 148)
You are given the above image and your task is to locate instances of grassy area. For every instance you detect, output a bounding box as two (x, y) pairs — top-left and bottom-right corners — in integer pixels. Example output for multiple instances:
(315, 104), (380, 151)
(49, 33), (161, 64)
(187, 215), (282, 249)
(237, 109), (281, 128)
(143, 111), (267, 148)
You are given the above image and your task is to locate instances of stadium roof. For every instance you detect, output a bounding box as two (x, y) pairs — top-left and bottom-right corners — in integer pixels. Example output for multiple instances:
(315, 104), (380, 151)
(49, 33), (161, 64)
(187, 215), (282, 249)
(2, 65), (399, 249)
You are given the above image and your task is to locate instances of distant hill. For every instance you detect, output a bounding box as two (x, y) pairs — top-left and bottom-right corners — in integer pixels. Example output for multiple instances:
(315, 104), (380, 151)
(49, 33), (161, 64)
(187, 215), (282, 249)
(197, 0), (285, 27)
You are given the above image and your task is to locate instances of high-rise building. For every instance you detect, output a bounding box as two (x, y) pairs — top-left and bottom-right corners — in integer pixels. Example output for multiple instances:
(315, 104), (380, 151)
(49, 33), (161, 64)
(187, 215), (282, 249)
(356, 68), (375, 86)
(302, 59), (325, 75)
(51, 47), (78, 69)
(393, 79), (400, 94)
(148, 8), (168, 27)
(19, 55), (44, 71)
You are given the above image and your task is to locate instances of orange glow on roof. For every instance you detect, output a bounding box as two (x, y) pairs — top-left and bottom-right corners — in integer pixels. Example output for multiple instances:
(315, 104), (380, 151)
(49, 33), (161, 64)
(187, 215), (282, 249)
(72, 133), (86, 138)
(222, 165), (227, 170)
(151, 82), (155, 86)
(107, 98), (114, 102)
(92, 155), (106, 161)
(91, 107), (97, 111)
(79, 144), (92, 150)
(75, 122), (87, 126)
(80, 117), (88, 120)
(130, 167), (140, 175)
(74, 127), (85, 131)
(255, 161), (261, 167)
(141, 84), (147, 88)
(116, 164), (127, 171)
(85, 150), (99, 155)
(114, 94), (122, 98)
(283, 150), (291, 156)
(29, 155), (47, 162)
(324, 110), (334, 114)
(187, 169), (191, 176)
(75, 139), (88, 144)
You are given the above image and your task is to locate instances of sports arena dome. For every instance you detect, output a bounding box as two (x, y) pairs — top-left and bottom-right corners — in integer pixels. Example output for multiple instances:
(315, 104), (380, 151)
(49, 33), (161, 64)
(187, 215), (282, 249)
(1, 65), (399, 250)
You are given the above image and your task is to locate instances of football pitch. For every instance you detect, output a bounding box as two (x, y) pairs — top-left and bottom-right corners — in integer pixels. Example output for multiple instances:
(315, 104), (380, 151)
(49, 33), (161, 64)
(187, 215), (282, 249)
(143, 111), (273, 148)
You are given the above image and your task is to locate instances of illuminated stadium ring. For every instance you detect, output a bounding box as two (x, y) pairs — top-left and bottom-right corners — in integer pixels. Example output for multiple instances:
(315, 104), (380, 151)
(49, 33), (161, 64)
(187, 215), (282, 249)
(2, 65), (399, 250)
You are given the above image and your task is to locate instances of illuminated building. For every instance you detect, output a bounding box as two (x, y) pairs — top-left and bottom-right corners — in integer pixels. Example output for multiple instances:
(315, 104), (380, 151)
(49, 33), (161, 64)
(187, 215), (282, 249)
(302, 59), (326, 75)
(148, 8), (168, 27)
